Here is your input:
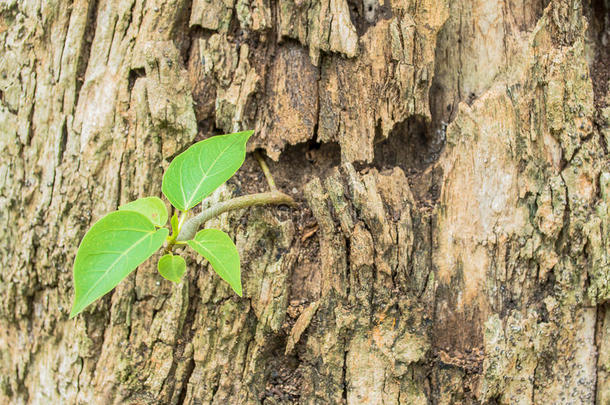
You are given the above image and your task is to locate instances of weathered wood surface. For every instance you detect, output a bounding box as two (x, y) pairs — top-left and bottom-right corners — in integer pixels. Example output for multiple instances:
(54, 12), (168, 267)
(0, 0), (608, 403)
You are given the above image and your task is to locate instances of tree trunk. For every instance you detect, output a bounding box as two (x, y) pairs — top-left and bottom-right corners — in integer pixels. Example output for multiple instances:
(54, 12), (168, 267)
(1, 0), (609, 403)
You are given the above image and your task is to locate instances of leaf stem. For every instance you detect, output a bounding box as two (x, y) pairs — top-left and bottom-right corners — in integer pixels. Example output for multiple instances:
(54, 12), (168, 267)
(176, 190), (295, 241)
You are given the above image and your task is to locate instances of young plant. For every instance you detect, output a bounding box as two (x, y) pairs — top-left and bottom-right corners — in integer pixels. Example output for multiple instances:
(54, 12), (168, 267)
(70, 130), (294, 318)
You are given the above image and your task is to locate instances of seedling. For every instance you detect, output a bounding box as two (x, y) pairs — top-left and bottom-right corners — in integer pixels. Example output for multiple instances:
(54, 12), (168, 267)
(70, 130), (294, 318)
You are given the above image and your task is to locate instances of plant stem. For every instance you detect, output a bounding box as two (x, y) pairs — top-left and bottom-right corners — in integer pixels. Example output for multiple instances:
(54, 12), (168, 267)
(166, 211), (189, 253)
(254, 150), (277, 191)
(176, 190), (295, 241)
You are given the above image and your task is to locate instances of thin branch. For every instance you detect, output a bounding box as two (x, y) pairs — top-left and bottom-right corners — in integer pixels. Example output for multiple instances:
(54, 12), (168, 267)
(254, 150), (277, 191)
(176, 190), (295, 241)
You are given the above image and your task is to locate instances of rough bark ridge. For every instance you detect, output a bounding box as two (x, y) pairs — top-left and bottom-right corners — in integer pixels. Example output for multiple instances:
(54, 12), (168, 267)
(0, 0), (608, 403)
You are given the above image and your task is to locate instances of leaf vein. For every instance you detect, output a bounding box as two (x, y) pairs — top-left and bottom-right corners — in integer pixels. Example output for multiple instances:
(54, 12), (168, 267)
(78, 231), (157, 307)
(191, 240), (238, 284)
(184, 136), (242, 209)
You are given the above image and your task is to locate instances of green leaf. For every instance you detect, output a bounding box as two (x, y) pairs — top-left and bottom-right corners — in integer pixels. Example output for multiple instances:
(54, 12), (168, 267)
(70, 211), (169, 318)
(170, 212), (179, 236)
(162, 130), (253, 211)
(119, 196), (168, 227)
(187, 229), (242, 296)
(157, 254), (187, 283)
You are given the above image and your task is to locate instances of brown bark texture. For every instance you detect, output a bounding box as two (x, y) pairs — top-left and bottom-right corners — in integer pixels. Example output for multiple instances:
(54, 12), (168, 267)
(0, 0), (609, 403)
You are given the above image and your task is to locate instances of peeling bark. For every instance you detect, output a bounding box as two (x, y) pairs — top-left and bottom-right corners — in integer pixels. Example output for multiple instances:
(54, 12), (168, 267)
(0, 0), (608, 404)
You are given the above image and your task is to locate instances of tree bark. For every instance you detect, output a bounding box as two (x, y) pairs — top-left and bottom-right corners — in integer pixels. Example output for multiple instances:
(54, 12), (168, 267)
(0, 0), (608, 404)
